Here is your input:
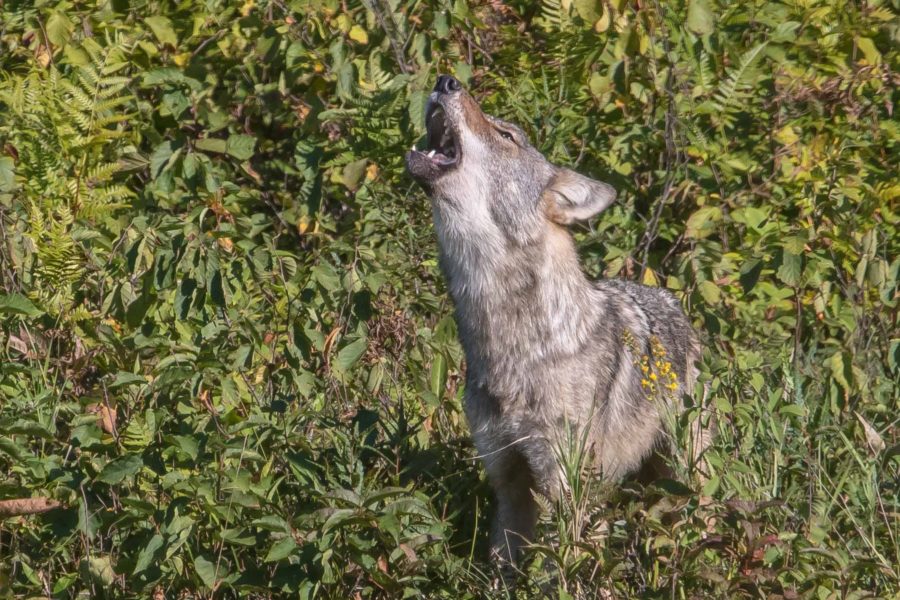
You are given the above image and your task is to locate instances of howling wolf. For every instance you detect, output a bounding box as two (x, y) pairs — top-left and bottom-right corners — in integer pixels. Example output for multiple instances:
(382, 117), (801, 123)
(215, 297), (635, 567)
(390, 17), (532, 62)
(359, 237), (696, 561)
(406, 75), (705, 565)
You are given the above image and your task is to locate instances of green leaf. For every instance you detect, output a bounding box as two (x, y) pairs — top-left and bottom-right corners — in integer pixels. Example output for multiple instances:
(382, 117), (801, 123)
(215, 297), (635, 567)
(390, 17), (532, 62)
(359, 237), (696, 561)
(856, 38), (881, 65)
(133, 534), (164, 575)
(195, 138), (227, 154)
(0, 293), (40, 316)
(731, 207), (767, 230)
(52, 573), (78, 594)
(651, 478), (694, 496)
(142, 68), (203, 91)
(779, 404), (807, 418)
(145, 16), (178, 47)
(827, 351), (852, 394)
(574, 0), (601, 23)
(781, 236), (806, 254)
(84, 556), (116, 586)
(334, 336), (367, 374)
(684, 206), (721, 239)
(109, 372), (148, 389)
(739, 259), (763, 294)
(150, 141), (177, 178)
(97, 454), (143, 485)
(226, 134), (256, 160)
(194, 554), (219, 588)
(434, 11), (450, 38)
(175, 278), (197, 319)
(126, 289), (155, 327)
(46, 11), (74, 47)
(348, 25), (368, 44)
(770, 21), (801, 43)
(340, 158), (367, 190)
(698, 280), (721, 304)
(313, 264), (342, 291)
(162, 90), (190, 118)
(687, 0), (714, 35)
(777, 251), (802, 287)
(453, 61), (472, 86)
(265, 537), (298, 562)
(430, 352), (447, 397)
(0, 156), (15, 192)
(252, 515), (292, 533)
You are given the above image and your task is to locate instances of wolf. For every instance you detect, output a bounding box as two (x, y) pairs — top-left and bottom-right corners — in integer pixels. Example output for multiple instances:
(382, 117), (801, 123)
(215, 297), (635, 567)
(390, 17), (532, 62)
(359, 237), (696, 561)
(406, 75), (705, 566)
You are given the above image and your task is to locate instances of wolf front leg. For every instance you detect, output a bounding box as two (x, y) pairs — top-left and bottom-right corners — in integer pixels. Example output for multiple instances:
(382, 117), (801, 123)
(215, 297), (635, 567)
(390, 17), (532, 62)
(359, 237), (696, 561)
(465, 386), (540, 566)
(483, 447), (538, 566)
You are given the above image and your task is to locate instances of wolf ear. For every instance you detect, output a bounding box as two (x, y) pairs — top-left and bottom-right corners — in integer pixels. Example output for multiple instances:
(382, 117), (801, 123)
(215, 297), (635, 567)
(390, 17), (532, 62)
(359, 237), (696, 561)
(542, 168), (616, 225)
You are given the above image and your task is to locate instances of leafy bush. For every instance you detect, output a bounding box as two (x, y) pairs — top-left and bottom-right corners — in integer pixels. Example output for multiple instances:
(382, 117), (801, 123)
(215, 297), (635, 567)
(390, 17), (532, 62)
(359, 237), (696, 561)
(0, 0), (896, 597)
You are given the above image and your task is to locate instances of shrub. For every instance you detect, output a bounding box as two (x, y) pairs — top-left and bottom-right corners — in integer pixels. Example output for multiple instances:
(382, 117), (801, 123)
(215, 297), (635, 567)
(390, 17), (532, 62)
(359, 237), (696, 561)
(0, 0), (896, 597)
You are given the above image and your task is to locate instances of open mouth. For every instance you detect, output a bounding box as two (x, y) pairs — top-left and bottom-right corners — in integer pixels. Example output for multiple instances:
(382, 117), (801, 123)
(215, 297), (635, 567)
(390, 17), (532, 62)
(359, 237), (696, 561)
(424, 104), (459, 165)
(406, 103), (460, 181)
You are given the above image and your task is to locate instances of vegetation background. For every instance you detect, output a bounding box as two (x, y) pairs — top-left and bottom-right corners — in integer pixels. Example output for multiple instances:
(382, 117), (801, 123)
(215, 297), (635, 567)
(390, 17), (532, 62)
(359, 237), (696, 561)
(0, 0), (897, 597)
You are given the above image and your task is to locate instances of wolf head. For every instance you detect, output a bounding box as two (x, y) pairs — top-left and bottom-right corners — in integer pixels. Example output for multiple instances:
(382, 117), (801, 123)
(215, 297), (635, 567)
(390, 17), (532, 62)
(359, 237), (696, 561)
(406, 75), (616, 247)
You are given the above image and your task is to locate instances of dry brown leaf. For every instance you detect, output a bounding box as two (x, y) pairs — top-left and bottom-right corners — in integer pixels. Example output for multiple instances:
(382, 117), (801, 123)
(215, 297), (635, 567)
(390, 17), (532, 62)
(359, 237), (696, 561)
(86, 403), (118, 435)
(855, 411), (885, 454)
(7, 335), (29, 356)
(398, 543), (418, 563)
(322, 326), (341, 359)
(34, 45), (51, 68)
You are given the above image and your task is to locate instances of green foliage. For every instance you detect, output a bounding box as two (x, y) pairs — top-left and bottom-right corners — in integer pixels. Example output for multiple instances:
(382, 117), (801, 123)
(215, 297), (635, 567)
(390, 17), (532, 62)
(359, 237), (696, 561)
(1, 37), (136, 315)
(0, 0), (897, 598)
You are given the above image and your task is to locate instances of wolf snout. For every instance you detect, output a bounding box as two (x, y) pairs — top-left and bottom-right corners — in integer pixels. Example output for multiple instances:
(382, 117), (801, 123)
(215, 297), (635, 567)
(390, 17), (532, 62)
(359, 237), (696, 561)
(434, 74), (461, 94)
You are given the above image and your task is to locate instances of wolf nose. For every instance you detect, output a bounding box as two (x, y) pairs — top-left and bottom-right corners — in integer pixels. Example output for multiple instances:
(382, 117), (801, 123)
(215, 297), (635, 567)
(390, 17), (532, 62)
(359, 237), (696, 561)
(434, 75), (461, 94)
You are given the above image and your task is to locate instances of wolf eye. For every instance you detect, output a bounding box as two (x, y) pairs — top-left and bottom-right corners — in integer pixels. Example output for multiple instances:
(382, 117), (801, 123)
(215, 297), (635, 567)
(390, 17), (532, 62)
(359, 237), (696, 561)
(497, 129), (514, 142)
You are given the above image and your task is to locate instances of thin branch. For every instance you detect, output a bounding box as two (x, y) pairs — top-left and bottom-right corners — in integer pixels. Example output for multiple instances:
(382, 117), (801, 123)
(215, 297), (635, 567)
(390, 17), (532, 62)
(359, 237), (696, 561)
(363, 0), (411, 73)
(640, 2), (681, 279)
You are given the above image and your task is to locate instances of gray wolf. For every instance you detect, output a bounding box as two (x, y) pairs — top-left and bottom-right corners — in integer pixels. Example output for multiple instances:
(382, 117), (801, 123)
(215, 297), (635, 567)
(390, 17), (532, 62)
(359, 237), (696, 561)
(406, 75), (705, 566)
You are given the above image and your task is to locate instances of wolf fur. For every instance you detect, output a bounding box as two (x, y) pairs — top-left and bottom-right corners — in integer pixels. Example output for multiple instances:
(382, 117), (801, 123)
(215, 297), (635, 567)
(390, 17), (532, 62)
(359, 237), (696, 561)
(406, 76), (704, 565)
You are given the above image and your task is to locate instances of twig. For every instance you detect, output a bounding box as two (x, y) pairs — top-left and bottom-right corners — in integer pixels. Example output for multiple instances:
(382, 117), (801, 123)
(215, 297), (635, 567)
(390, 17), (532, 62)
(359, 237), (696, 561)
(0, 206), (21, 292)
(35, 17), (56, 68)
(363, 0), (410, 73)
(640, 3), (681, 279)
(191, 30), (227, 59)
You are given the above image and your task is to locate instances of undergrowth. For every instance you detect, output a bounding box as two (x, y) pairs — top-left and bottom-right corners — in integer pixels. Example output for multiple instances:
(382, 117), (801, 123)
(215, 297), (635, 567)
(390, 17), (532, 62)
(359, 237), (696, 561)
(0, 0), (896, 598)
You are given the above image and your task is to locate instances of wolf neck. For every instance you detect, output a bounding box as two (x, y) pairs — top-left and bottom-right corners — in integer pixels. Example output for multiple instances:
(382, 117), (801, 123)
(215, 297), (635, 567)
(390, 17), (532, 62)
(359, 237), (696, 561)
(435, 215), (598, 380)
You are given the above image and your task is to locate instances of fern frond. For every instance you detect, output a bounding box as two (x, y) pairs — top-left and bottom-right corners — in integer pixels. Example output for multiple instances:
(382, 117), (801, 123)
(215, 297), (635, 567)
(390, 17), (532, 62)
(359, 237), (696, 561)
(90, 184), (134, 204)
(97, 80), (131, 99)
(697, 50), (714, 94)
(713, 42), (768, 111)
(66, 305), (95, 322)
(61, 80), (96, 112)
(683, 119), (711, 152)
(92, 114), (133, 131)
(0, 38), (136, 316)
(540, 0), (567, 30)
(75, 64), (102, 91)
(85, 161), (121, 184)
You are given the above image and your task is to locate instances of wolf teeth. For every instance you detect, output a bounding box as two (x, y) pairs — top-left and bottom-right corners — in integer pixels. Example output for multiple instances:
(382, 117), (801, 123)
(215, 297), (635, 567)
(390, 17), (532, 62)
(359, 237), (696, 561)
(427, 150), (436, 158)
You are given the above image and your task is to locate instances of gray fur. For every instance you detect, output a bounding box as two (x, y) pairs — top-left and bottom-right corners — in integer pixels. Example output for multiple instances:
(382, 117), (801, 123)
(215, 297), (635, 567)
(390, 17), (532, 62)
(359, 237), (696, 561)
(406, 82), (703, 565)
